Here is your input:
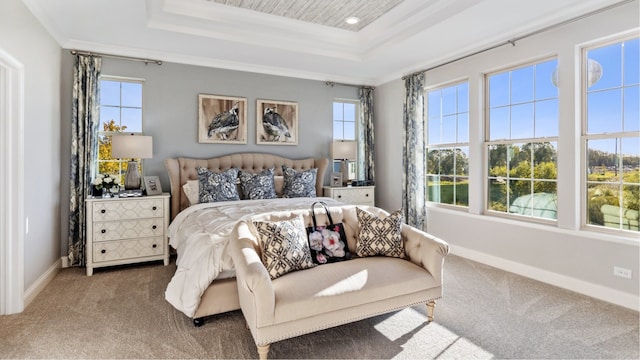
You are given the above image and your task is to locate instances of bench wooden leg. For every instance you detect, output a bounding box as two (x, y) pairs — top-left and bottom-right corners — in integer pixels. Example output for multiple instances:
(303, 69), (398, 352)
(257, 344), (270, 360)
(426, 300), (436, 322)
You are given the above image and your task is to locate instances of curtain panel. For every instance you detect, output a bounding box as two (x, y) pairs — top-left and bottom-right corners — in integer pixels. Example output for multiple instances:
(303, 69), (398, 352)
(358, 87), (375, 183)
(402, 73), (426, 230)
(68, 55), (101, 266)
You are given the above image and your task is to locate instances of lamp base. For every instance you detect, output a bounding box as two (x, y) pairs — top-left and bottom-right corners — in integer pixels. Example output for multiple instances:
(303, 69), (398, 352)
(340, 160), (350, 186)
(124, 160), (141, 190)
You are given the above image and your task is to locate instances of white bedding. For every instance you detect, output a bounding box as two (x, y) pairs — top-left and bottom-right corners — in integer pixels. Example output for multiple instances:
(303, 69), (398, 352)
(164, 197), (341, 317)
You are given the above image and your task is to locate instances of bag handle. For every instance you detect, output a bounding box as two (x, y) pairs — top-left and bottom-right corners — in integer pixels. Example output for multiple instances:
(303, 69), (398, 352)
(310, 201), (334, 227)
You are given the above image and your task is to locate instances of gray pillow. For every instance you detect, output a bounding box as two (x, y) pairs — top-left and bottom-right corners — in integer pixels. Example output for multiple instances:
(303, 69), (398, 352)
(197, 167), (240, 203)
(282, 166), (317, 198)
(239, 168), (277, 200)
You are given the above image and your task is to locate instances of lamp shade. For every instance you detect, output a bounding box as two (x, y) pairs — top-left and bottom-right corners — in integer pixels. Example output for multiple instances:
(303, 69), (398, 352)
(111, 134), (153, 159)
(330, 141), (356, 160)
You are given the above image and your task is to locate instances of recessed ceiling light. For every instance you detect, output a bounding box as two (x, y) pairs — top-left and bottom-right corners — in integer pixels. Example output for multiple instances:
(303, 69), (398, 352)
(345, 17), (360, 25)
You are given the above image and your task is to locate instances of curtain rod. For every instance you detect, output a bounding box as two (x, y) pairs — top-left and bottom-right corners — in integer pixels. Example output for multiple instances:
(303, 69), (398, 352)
(325, 81), (375, 90)
(401, 0), (635, 79)
(70, 50), (163, 66)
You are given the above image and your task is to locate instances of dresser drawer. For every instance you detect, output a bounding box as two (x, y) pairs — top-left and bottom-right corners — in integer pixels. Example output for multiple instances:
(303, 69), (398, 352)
(92, 198), (164, 221)
(92, 236), (165, 263)
(93, 218), (165, 242)
(330, 187), (374, 205)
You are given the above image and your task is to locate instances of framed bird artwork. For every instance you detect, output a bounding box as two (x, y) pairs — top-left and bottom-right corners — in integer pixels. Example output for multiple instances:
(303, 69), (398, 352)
(198, 94), (248, 144)
(256, 99), (298, 145)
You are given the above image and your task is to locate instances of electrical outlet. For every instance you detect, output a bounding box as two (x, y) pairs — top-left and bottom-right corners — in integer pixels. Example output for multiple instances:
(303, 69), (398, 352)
(613, 266), (632, 279)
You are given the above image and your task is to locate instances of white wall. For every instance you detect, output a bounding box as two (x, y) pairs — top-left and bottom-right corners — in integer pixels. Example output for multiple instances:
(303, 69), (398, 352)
(374, 2), (639, 309)
(0, 0), (61, 290)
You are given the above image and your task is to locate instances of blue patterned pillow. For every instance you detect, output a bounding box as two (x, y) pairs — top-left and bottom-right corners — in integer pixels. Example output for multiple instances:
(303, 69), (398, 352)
(282, 166), (317, 198)
(239, 168), (277, 200)
(197, 167), (240, 203)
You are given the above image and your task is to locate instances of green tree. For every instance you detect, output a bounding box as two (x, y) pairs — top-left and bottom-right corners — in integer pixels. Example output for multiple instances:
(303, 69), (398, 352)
(98, 120), (127, 175)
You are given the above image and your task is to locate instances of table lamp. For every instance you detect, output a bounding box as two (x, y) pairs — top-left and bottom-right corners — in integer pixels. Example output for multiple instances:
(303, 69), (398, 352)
(330, 141), (357, 186)
(111, 134), (153, 192)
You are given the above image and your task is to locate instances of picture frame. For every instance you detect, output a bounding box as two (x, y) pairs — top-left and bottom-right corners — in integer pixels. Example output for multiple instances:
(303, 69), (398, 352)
(256, 99), (298, 145)
(331, 172), (342, 187)
(144, 176), (163, 196)
(198, 94), (248, 144)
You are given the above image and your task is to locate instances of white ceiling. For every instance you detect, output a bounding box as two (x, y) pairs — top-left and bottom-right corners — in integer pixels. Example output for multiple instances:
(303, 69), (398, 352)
(22, 0), (625, 85)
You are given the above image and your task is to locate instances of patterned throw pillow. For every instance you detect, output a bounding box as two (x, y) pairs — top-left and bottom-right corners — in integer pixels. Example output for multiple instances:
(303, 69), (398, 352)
(254, 215), (317, 280)
(197, 167), (240, 203)
(282, 166), (317, 198)
(356, 207), (405, 258)
(239, 168), (277, 200)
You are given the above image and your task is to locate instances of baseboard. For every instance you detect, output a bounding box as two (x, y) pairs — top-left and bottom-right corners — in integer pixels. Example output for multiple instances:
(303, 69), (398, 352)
(23, 258), (61, 308)
(450, 245), (640, 312)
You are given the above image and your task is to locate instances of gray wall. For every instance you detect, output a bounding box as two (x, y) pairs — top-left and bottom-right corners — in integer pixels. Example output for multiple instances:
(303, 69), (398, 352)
(60, 52), (358, 256)
(0, 0), (61, 290)
(373, 1), (640, 305)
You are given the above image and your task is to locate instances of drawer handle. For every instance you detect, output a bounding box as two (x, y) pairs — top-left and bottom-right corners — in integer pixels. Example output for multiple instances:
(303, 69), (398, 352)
(101, 229), (106, 234)
(101, 209), (106, 214)
(152, 206), (157, 211)
(366, 194), (369, 197)
(152, 244), (157, 249)
(101, 249), (106, 254)
(152, 225), (157, 230)
(337, 195), (342, 199)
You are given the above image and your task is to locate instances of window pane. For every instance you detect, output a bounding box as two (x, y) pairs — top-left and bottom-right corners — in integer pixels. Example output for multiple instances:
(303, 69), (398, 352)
(457, 83), (469, 113)
(624, 86), (639, 131)
(535, 99), (558, 137)
(509, 146), (532, 179)
(588, 138), (620, 183)
(535, 59), (558, 100)
(427, 149), (440, 174)
(427, 175), (441, 203)
(488, 144), (508, 175)
(511, 66), (534, 104)
(587, 183), (619, 227)
(121, 82), (142, 107)
(624, 38), (640, 86)
(333, 103), (343, 121)
(441, 115), (456, 144)
(333, 121), (342, 139)
(343, 121), (355, 140)
(100, 106), (120, 129)
(457, 113), (469, 143)
(121, 108), (142, 132)
(489, 72), (509, 107)
(587, 89), (622, 134)
(344, 103), (356, 121)
(490, 107), (509, 140)
(100, 80), (120, 106)
(439, 149), (455, 176)
(622, 137), (640, 180)
(511, 103), (534, 139)
(457, 147), (469, 176)
(588, 42), (622, 91)
(488, 178), (508, 212)
(428, 117), (442, 144)
(532, 143), (558, 180)
(442, 86), (456, 115)
(455, 177), (469, 206)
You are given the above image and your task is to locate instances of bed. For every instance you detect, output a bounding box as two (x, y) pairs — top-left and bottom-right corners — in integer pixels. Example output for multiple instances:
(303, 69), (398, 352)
(164, 152), (336, 325)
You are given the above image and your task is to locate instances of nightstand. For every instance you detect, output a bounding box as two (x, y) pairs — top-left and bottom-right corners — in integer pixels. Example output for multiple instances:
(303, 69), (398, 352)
(85, 193), (170, 276)
(323, 186), (375, 206)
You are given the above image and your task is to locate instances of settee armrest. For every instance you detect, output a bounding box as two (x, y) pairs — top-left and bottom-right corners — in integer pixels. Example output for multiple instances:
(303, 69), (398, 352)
(229, 220), (276, 328)
(402, 225), (449, 283)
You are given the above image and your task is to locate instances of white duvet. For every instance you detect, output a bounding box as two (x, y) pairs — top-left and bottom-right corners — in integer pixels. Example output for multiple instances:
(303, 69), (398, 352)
(164, 197), (341, 317)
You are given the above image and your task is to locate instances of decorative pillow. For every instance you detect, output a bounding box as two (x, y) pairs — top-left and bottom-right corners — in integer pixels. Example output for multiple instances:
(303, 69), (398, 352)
(239, 168), (277, 200)
(282, 166), (317, 198)
(254, 215), (317, 280)
(182, 180), (199, 205)
(356, 207), (405, 258)
(197, 167), (240, 203)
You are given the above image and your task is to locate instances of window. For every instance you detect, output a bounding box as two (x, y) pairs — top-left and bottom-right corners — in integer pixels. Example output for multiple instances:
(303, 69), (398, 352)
(332, 100), (358, 180)
(486, 58), (559, 220)
(97, 77), (144, 180)
(426, 81), (469, 207)
(583, 36), (639, 233)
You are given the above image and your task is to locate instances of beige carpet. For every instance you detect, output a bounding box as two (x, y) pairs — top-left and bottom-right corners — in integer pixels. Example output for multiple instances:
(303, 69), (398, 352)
(0, 255), (638, 359)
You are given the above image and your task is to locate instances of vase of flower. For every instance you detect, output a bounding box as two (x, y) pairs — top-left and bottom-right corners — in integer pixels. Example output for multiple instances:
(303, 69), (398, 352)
(92, 185), (103, 197)
(91, 173), (121, 198)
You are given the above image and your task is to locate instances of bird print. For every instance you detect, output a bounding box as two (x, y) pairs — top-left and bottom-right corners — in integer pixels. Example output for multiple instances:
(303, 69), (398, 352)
(208, 102), (240, 140)
(262, 107), (291, 141)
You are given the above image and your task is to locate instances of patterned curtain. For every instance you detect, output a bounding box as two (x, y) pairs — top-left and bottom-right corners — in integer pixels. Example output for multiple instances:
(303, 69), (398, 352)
(68, 55), (101, 266)
(358, 86), (375, 182)
(402, 73), (426, 230)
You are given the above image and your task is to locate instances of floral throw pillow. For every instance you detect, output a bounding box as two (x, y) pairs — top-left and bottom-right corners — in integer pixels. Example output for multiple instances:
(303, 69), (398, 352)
(197, 167), (240, 203)
(355, 207), (405, 258)
(239, 168), (277, 200)
(254, 215), (316, 280)
(282, 166), (317, 198)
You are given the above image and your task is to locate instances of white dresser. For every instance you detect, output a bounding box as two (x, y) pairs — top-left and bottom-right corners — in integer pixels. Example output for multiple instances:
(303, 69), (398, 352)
(85, 193), (170, 276)
(323, 186), (375, 206)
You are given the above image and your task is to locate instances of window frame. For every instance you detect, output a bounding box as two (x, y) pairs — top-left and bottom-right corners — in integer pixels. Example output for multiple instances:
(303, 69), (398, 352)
(483, 56), (560, 224)
(424, 79), (470, 209)
(580, 34), (640, 236)
(96, 75), (145, 181)
(332, 99), (359, 179)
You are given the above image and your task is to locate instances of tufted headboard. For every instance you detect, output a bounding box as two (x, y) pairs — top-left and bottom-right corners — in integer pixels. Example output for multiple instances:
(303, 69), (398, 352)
(165, 153), (329, 220)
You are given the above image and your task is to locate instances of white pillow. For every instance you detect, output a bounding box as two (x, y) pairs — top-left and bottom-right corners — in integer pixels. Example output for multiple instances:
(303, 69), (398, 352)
(182, 180), (199, 205)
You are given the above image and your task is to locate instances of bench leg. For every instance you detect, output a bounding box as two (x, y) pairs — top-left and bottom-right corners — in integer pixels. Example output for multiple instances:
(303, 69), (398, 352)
(426, 300), (436, 322)
(257, 344), (270, 360)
